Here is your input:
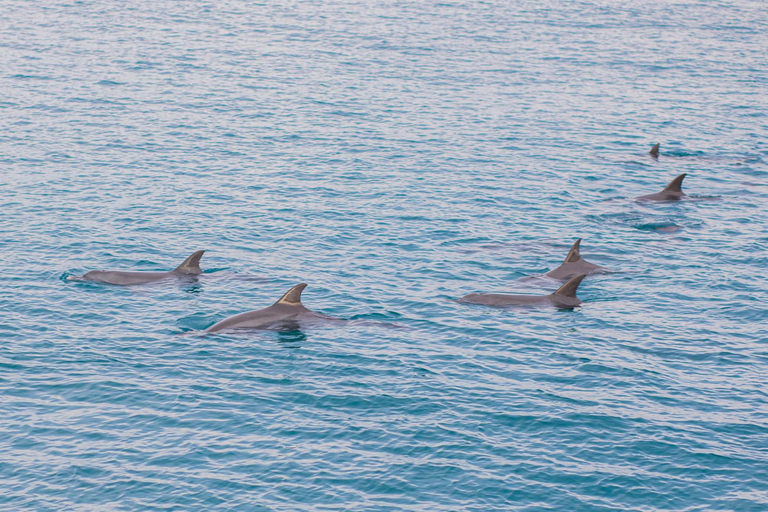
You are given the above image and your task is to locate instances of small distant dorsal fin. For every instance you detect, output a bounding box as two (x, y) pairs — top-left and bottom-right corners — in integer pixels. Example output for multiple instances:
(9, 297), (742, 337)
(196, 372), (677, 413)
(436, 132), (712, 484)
(662, 173), (686, 193)
(649, 143), (660, 158)
(174, 250), (205, 275)
(552, 274), (586, 298)
(563, 238), (582, 263)
(275, 283), (307, 306)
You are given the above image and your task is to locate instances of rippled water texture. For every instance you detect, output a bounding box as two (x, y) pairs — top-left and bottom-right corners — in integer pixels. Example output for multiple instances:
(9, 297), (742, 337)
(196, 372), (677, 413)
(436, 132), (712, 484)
(2, 0), (767, 510)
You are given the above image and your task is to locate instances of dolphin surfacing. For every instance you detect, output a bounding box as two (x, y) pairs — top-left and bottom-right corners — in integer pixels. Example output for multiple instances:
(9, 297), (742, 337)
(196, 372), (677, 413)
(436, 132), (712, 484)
(206, 283), (337, 333)
(545, 239), (606, 279)
(649, 143), (660, 158)
(636, 174), (687, 201)
(459, 274), (587, 309)
(78, 250), (205, 285)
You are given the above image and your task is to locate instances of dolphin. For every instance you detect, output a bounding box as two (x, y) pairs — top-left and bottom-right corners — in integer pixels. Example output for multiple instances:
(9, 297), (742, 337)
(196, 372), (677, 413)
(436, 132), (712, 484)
(458, 274), (586, 309)
(636, 173), (687, 201)
(77, 250), (205, 285)
(206, 283), (337, 333)
(649, 143), (660, 158)
(545, 239), (606, 279)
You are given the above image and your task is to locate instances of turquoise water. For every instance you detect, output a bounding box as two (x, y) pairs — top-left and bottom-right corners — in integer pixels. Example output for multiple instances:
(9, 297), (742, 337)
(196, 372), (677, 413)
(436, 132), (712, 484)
(2, 0), (767, 510)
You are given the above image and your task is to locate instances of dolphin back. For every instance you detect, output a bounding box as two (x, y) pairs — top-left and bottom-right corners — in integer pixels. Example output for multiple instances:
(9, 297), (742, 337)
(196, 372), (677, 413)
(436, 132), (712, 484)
(206, 283), (313, 333)
(636, 173), (688, 201)
(82, 270), (172, 285)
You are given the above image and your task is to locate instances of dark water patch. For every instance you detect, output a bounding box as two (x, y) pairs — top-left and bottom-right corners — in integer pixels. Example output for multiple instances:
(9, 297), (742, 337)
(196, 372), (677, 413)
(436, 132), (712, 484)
(633, 221), (684, 233)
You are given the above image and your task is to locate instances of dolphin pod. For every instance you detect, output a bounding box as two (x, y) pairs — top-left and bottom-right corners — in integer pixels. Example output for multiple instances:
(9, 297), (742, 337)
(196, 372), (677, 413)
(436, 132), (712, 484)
(68, 143), (709, 331)
(76, 250), (205, 285)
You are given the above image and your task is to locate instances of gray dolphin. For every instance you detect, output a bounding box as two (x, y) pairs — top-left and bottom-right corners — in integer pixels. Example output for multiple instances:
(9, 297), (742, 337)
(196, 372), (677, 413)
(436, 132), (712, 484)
(636, 173), (687, 201)
(206, 283), (337, 333)
(459, 274), (586, 309)
(545, 239), (606, 279)
(77, 250), (205, 285)
(649, 143), (660, 158)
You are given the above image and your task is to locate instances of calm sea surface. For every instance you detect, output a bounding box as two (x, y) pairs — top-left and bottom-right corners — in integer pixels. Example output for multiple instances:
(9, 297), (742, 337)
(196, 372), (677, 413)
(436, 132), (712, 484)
(1, 1), (767, 510)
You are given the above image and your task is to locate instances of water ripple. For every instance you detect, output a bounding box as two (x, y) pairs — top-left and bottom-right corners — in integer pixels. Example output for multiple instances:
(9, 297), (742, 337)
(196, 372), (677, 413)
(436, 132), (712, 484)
(1, 0), (767, 510)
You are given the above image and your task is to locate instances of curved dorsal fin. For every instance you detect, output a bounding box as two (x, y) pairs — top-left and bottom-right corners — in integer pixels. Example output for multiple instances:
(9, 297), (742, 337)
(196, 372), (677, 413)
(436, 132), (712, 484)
(275, 283), (307, 306)
(563, 238), (582, 263)
(174, 250), (205, 275)
(649, 143), (660, 158)
(552, 274), (586, 298)
(663, 173), (686, 193)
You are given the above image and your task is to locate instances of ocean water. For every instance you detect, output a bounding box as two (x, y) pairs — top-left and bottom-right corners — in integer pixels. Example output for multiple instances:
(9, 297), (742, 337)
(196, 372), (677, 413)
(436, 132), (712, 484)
(1, 0), (767, 510)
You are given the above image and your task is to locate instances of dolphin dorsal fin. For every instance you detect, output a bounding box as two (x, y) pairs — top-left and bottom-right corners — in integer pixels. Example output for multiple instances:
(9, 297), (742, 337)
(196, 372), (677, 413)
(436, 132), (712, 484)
(552, 274), (586, 298)
(663, 173), (686, 193)
(649, 143), (660, 158)
(563, 238), (582, 263)
(174, 250), (205, 275)
(275, 283), (307, 306)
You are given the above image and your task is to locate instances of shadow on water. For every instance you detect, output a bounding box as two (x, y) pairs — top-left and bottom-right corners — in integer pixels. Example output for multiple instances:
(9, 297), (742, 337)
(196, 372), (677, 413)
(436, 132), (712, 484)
(585, 198), (708, 234)
(176, 313), (217, 332)
(633, 221), (685, 234)
(172, 324), (309, 342)
(182, 282), (204, 294)
(277, 329), (307, 344)
(61, 272), (84, 282)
